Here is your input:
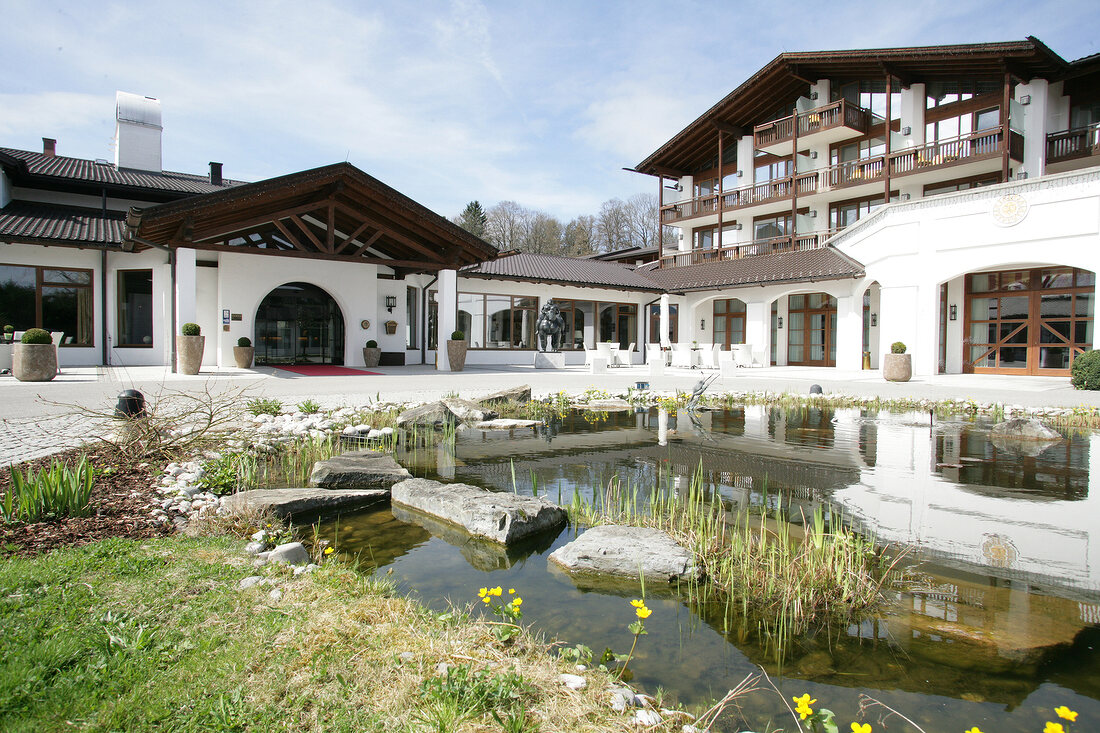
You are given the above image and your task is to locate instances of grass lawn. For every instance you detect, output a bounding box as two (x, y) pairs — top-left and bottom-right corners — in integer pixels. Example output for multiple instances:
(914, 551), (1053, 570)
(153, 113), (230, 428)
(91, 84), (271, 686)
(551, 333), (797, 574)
(0, 534), (630, 732)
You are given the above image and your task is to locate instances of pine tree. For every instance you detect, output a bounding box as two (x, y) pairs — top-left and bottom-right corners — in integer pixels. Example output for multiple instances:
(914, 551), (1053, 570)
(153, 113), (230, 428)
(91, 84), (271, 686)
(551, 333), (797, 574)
(457, 201), (488, 239)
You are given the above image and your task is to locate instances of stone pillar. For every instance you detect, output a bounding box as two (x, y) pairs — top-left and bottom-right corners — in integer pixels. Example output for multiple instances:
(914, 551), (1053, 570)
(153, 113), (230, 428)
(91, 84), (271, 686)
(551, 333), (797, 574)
(437, 268), (458, 371)
(745, 301), (769, 367)
(174, 247), (197, 333)
(659, 293), (670, 347)
(834, 292), (864, 371)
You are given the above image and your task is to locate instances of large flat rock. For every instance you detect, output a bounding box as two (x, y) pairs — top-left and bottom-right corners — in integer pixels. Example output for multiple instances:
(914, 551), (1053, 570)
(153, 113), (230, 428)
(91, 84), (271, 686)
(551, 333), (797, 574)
(548, 525), (701, 583)
(222, 488), (388, 519)
(390, 478), (566, 545)
(310, 451), (411, 489)
(391, 504), (556, 571)
(478, 385), (532, 405)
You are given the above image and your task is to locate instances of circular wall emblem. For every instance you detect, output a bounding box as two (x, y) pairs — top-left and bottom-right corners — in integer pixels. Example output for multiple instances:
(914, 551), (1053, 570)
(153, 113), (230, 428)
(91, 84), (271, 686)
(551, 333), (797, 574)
(360, 319), (371, 330)
(981, 533), (1019, 569)
(991, 193), (1029, 227)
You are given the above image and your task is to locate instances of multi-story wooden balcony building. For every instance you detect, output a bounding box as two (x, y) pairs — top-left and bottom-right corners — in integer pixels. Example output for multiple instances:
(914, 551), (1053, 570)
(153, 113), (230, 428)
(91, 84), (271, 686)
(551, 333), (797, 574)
(634, 38), (1100, 375)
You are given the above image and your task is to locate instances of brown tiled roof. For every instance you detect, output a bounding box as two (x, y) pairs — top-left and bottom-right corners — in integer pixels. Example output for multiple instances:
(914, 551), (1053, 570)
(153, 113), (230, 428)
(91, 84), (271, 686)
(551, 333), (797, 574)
(639, 247), (864, 292)
(0, 147), (244, 197)
(461, 252), (663, 291)
(0, 201), (125, 247)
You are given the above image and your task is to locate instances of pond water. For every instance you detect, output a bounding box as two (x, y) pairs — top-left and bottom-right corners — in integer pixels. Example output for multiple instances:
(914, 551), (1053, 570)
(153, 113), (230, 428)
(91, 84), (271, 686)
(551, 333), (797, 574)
(311, 407), (1100, 732)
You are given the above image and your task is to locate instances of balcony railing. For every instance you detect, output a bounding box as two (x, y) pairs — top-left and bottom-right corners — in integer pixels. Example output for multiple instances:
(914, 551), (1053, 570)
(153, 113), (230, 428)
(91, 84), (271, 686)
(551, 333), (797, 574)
(753, 99), (871, 150)
(660, 177), (794, 224)
(658, 231), (833, 268)
(1046, 125), (1100, 165)
(888, 128), (1019, 176)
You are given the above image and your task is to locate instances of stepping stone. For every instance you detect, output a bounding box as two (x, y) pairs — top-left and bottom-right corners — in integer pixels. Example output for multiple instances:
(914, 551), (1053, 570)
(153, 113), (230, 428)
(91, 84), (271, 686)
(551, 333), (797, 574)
(310, 451), (411, 489)
(395, 402), (454, 428)
(441, 398), (497, 423)
(548, 525), (700, 583)
(473, 419), (541, 430)
(390, 478), (566, 545)
(391, 504), (554, 571)
(222, 488), (388, 519)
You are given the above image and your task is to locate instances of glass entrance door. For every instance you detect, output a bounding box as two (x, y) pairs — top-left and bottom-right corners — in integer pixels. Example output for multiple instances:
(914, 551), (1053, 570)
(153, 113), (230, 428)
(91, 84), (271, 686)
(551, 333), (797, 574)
(255, 282), (345, 366)
(787, 293), (836, 366)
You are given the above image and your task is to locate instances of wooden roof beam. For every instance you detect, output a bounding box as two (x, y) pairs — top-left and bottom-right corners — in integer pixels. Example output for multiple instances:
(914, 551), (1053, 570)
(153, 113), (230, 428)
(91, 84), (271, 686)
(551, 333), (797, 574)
(272, 220), (311, 252)
(352, 229), (385, 257)
(334, 219), (374, 254)
(332, 201), (447, 263)
(186, 200), (331, 243)
(712, 120), (745, 137)
(288, 213), (325, 252)
(787, 63), (816, 85)
(879, 62), (912, 88)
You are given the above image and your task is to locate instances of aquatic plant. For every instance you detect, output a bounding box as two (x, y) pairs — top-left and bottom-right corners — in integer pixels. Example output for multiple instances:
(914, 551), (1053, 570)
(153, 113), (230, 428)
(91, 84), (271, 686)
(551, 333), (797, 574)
(618, 598), (651, 680)
(3, 456), (95, 523)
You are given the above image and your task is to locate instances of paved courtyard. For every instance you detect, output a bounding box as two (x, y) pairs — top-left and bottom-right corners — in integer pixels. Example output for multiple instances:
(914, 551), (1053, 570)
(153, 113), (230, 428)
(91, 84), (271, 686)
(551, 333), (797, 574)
(3, 362), (1098, 466)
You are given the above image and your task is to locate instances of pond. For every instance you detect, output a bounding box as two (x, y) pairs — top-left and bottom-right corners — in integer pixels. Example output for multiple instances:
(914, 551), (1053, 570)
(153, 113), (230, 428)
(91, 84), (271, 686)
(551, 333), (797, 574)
(311, 407), (1100, 732)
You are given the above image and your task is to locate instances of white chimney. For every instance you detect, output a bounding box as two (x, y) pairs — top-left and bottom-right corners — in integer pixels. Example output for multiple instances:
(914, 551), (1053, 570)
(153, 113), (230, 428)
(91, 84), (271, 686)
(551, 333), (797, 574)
(114, 91), (162, 172)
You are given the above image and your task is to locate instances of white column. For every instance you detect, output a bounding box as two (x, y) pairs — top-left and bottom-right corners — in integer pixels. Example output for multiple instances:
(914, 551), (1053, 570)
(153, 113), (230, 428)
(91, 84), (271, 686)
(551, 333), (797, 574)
(877, 285), (917, 371)
(1018, 79), (1049, 179)
(745, 301), (769, 367)
(659, 293), (670, 347)
(437, 268), (458, 371)
(175, 247), (197, 333)
(834, 293), (864, 371)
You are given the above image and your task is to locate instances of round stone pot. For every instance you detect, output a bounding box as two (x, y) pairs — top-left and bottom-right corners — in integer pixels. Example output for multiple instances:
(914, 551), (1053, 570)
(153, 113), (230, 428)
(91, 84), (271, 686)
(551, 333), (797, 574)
(178, 335), (205, 375)
(362, 346), (381, 368)
(13, 343), (57, 382)
(882, 353), (912, 382)
(233, 346), (255, 368)
(446, 339), (467, 372)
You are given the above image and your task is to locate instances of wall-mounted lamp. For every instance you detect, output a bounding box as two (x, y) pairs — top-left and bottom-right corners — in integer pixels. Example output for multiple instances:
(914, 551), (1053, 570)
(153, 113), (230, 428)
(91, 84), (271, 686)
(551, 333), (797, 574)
(778, 317), (784, 330)
(664, 182), (683, 191)
(808, 151), (818, 160)
(949, 304), (958, 321)
(385, 295), (397, 313)
(700, 319), (706, 330)
(732, 223), (743, 231)
(1019, 94), (1031, 105)
(1017, 172), (1029, 180)
(809, 91), (819, 100)
(901, 126), (912, 136)
(900, 193), (911, 201)
(870, 313), (877, 327)
(735, 169), (743, 177)
(808, 210), (818, 218)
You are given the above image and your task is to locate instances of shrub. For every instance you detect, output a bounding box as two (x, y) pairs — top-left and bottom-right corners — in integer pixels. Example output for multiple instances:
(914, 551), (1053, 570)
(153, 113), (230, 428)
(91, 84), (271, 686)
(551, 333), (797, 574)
(2, 456), (95, 523)
(297, 399), (321, 414)
(450, 331), (465, 341)
(237, 336), (252, 348)
(182, 322), (201, 336)
(2, 325), (12, 333)
(246, 397), (282, 416)
(890, 341), (907, 354)
(365, 339), (378, 348)
(21, 328), (52, 345)
(1071, 350), (1100, 390)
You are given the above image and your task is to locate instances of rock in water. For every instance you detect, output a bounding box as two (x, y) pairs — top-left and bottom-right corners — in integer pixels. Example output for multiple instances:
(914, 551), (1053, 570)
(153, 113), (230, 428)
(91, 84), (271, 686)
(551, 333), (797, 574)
(310, 452), (411, 489)
(395, 402), (454, 429)
(478, 385), (532, 405)
(223, 488), (389, 519)
(548, 525), (700, 582)
(390, 478), (566, 545)
(990, 417), (1061, 441)
(440, 397), (498, 423)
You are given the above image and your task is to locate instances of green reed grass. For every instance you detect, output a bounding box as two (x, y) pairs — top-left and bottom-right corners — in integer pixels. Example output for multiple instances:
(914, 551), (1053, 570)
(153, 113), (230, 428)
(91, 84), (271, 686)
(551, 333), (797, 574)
(3, 455), (95, 523)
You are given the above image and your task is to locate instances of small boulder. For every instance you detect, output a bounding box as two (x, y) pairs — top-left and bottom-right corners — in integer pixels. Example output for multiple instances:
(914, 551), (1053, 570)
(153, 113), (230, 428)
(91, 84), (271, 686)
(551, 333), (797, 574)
(990, 418), (1061, 441)
(559, 673), (586, 690)
(395, 402), (453, 429)
(310, 452), (411, 490)
(441, 398), (498, 423)
(267, 542), (311, 566)
(548, 525), (700, 583)
(238, 575), (264, 589)
(224, 488), (389, 519)
(478, 385), (532, 405)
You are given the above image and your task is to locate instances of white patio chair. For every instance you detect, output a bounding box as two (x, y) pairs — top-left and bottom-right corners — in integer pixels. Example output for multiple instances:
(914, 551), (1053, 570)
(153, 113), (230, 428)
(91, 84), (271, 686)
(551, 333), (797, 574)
(50, 331), (64, 374)
(670, 342), (694, 368)
(615, 342), (635, 367)
(645, 343), (664, 365)
(732, 343), (754, 367)
(582, 344), (595, 366)
(697, 343), (719, 368)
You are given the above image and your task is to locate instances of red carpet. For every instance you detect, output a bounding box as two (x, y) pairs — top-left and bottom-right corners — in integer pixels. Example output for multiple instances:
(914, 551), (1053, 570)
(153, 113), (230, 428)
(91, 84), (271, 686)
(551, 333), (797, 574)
(274, 365), (382, 376)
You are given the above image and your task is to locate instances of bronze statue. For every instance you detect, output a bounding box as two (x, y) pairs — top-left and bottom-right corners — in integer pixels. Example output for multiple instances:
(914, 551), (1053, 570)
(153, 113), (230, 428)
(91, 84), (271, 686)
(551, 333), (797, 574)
(536, 300), (565, 352)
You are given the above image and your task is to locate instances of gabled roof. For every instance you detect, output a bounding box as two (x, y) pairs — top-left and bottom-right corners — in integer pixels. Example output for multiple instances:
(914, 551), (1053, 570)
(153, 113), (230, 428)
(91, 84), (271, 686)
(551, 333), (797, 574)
(0, 147), (244, 201)
(127, 162), (497, 272)
(639, 247), (864, 292)
(0, 201), (124, 248)
(461, 252), (664, 291)
(635, 37), (1069, 176)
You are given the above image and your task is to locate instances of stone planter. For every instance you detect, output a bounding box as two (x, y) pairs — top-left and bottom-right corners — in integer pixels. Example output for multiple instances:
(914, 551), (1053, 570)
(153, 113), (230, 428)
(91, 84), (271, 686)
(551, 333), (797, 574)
(13, 343), (57, 382)
(233, 346), (255, 369)
(362, 346), (381, 368)
(178, 335), (205, 375)
(446, 339), (467, 372)
(0, 343), (11, 374)
(882, 353), (912, 382)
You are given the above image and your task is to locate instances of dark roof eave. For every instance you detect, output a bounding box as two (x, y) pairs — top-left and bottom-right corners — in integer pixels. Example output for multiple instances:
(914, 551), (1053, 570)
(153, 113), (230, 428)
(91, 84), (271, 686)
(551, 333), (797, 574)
(460, 270), (665, 293)
(663, 271), (864, 293)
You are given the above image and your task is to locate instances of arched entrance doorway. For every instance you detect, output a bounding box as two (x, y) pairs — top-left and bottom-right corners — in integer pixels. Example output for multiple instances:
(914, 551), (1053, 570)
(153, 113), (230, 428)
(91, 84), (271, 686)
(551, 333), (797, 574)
(255, 282), (345, 366)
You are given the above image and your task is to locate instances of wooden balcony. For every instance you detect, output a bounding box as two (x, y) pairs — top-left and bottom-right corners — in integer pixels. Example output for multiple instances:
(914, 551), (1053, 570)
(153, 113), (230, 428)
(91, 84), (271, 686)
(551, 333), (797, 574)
(888, 128), (1021, 177)
(1046, 125), (1100, 171)
(660, 178), (794, 224)
(658, 231), (831, 268)
(754, 100), (871, 155)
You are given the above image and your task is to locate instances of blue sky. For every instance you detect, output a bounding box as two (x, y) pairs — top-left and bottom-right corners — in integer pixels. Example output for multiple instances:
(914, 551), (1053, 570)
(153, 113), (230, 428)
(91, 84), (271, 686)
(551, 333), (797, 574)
(1, 0), (1096, 221)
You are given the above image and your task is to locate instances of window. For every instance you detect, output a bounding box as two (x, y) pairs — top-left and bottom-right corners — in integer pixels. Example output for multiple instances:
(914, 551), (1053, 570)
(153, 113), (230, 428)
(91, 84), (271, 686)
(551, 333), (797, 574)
(926, 80), (1000, 109)
(456, 293), (538, 349)
(831, 137), (885, 165)
(835, 80), (900, 120)
(926, 107), (1000, 142)
(598, 302), (637, 349)
(829, 195), (886, 231)
(713, 299), (746, 348)
(648, 303), (678, 344)
(117, 270), (153, 347)
(555, 299), (594, 350)
(0, 264), (93, 346)
(753, 214), (791, 242)
(427, 290), (438, 349)
(406, 286), (418, 349)
(754, 153), (792, 184)
(923, 174), (999, 197)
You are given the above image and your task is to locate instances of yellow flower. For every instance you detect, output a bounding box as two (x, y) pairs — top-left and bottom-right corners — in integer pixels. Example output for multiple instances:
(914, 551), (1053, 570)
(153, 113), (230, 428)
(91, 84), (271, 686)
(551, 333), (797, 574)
(491, 586), (503, 596)
(792, 693), (816, 707)
(478, 587), (488, 598)
(1044, 723), (1065, 733)
(851, 723), (871, 733)
(1055, 706), (1078, 722)
(965, 727), (983, 733)
(511, 597), (522, 606)
(323, 547), (334, 555)
(635, 606), (652, 619)
(508, 588), (515, 594)
(630, 599), (645, 608)
(482, 596), (491, 604)
(792, 694), (816, 720)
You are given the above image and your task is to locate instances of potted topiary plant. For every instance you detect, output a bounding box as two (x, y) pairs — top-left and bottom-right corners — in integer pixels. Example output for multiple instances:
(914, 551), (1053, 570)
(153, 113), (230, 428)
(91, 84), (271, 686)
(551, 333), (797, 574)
(446, 330), (467, 372)
(178, 322), (204, 375)
(13, 328), (56, 382)
(883, 341), (911, 382)
(0, 325), (13, 374)
(362, 339), (381, 368)
(233, 336), (255, 368)
(2, 325), (13, 343)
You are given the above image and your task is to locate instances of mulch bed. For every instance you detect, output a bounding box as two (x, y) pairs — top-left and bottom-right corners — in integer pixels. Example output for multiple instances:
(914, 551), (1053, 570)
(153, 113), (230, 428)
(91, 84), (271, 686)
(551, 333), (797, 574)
(0, 446), (172, 558)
